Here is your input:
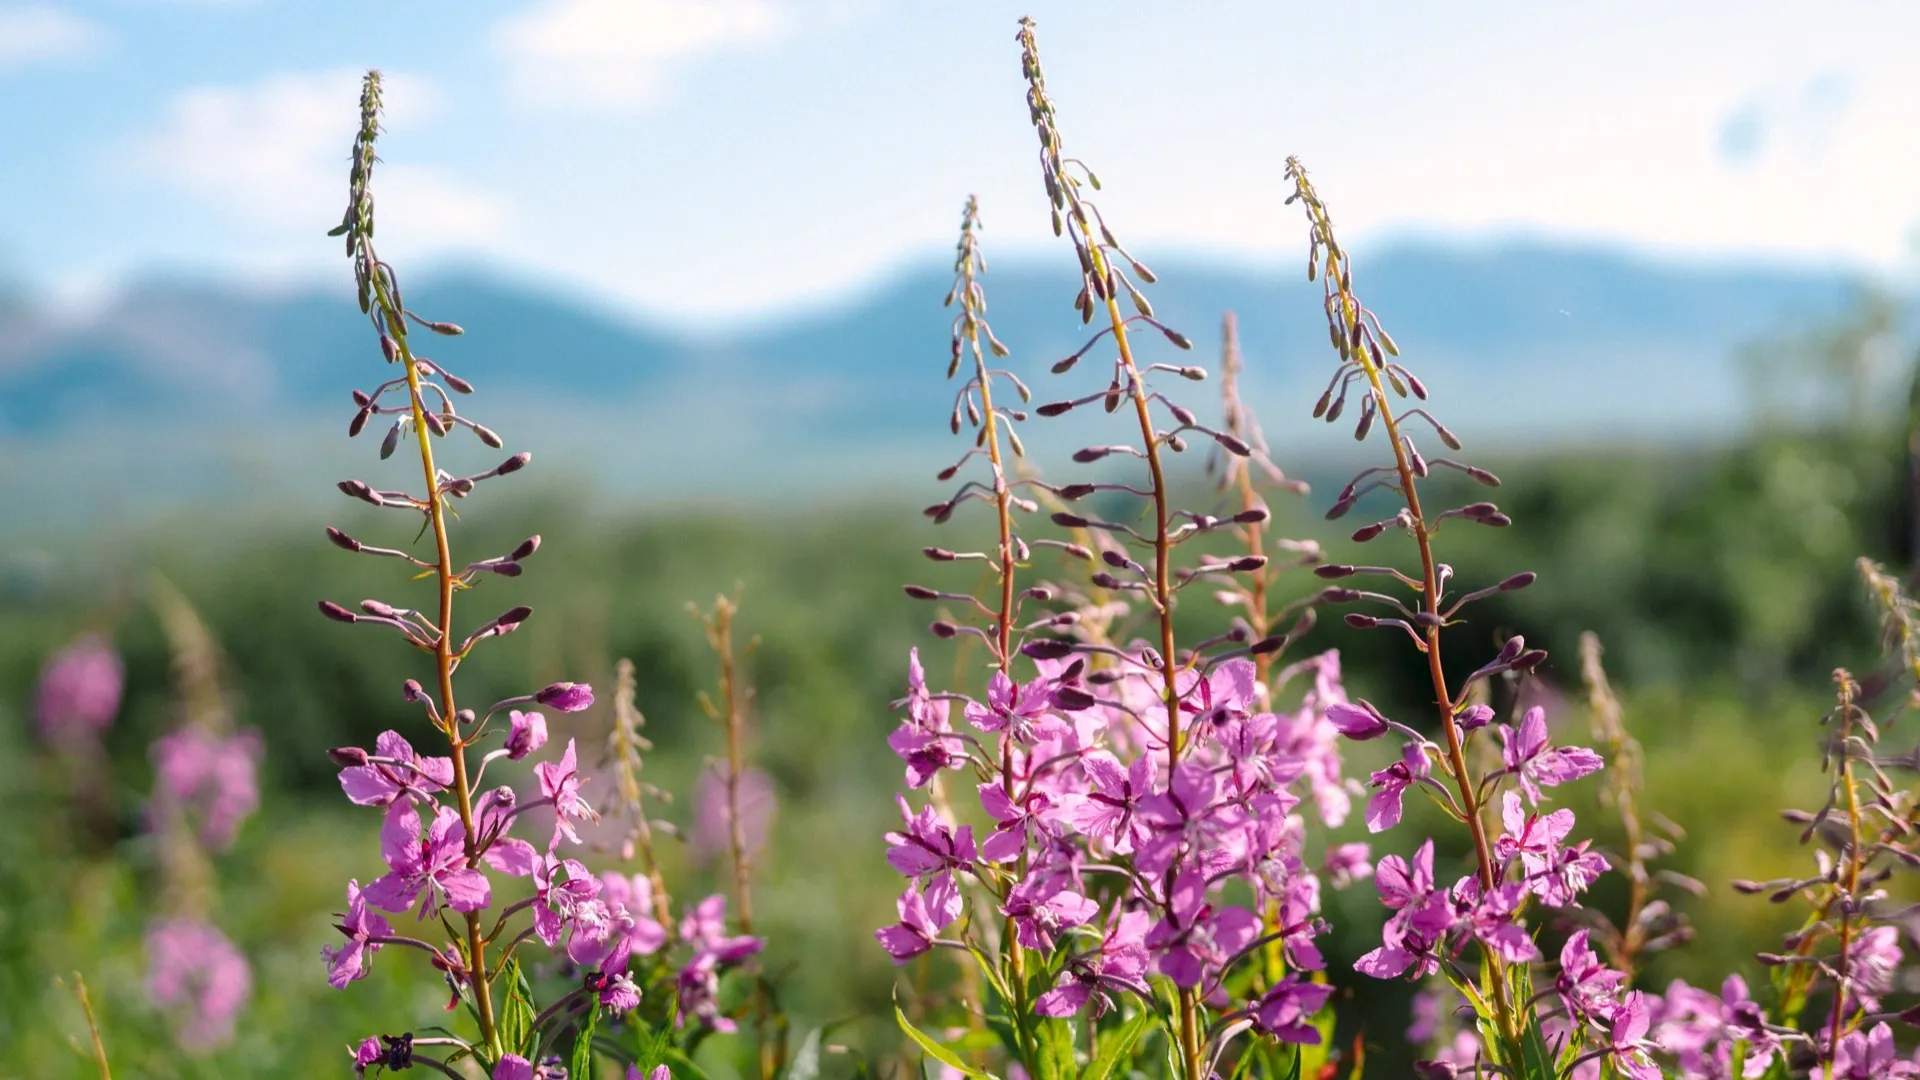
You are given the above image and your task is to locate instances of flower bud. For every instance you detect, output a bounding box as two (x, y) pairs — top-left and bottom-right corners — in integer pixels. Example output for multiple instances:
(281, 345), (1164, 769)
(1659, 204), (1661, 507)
(426, 320), (464, 336)
(454, 708), (475, 726)
(511, 535), (541, 561)
(1314, 564), (1356, 579)
(1456, 704), (1494, 731)
(1212, 431), (1251, 456)
(318, 600), (358, 623)
(929, 621), (958, 639)
(380, 335), (398, 363)
(473, 424), (504, 448)
(1325, 701), (1389, 740)
(349, 406), (372, 437)
(903, 585), (939, 600)
(497, 452), (531, 475)
(923, 547), (956, 561)
(328, 745), (370, 767)
(1037, 400), (1075, 417)
(1231, 506), (1269, 525)
(1021, 639), (1075, 660)
(534, 681), (593, 712)
(326, 526), (362, 552)
(1249, 634), (1287, 655)
(339, 479), (380, 505)
(1056, 483), (1096, 500)
(1051, 511), (1089, 529)
(402, 679), (428, 703)
(379, 419), (403, 459)
(1343, 613), (1378, 629)
(1051, 686), (1097, 711)
(421, 410), (448, 437)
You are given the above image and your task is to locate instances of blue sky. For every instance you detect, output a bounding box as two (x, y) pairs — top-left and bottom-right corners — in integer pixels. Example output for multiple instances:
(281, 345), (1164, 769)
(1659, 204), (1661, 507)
(0, 1), (1914, 323)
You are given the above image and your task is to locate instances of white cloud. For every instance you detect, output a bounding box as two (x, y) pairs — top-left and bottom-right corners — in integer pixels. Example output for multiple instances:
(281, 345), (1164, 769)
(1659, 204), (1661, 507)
(122, 70), (507, 252)
(0, 6), (102, 70)
(494, 0), (781, 111)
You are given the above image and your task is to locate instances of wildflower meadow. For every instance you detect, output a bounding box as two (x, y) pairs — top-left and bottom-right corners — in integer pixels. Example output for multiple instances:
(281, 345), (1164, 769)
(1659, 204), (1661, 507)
(6, 11), (1920, 1080)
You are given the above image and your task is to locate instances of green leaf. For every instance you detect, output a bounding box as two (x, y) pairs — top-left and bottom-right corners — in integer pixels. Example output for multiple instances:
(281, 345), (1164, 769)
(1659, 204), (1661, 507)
(1031, 1016), (1076, 1080)
(570, 1003), (600, 1080)
(1514, 1013), (1559, 1080)
(498, 958), (538, 1057)
(1080, 1008), (1156, 1080)
(659, 1047), (715, 1080)
(895, 1000), (995, 1078)
(786, 1027), (822, 1080)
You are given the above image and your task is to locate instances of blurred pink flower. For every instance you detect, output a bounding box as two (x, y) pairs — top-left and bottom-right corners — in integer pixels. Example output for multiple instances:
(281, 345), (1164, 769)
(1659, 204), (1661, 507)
(152, 727), (262, 851)
(36, 633), (122, 743)
(146, 917), (250, 1052)
(692, 764), (776, 866)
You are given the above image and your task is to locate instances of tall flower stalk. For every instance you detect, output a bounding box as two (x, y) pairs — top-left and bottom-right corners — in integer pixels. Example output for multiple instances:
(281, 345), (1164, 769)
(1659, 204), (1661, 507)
(317, 72), (765, 1078)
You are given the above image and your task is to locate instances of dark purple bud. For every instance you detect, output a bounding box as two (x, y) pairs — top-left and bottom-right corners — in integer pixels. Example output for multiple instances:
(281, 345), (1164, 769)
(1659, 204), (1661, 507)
(1312, 390), (1332, 419)
(1729, 879), (1767, 895)
(1325, 494), (1358, 521)
(328, 745), (370, 767)
(1100, 550), (1130, 569)
(1317, 587), (1360, 603)
(1226, 555), (1267, 573)
(1057, 483), (1096, 500)
(923, 547), (956, 561)
(1051, 686), (1097, 711)
(492, 605), (535, 633)
(510, 535), (541, 561)
(1315, 565), (1356, 579)
(1231, 506), (1269, 525)
(1344, 613), (1379, 629)
(440, 370), (475, 394)
(929, 621), (958, 639)
(903, 584), (939, 600)
(445, 477), (475, 497)
(1051, 511), (1089, 528)
(379, 419), (403, 459)
(427, 321), (464, 336)
(1496, 635), (1526, 663)
(454, 708), (475, 726)
(326, 526), (362, 552)
(1090, 571), (1122, 589)
(1350, 521), (1388, 543)
(1354, 405), (1375, 442)
(1325, 700), (1389, 740)
(1405, 372), (1428, 399)
(421, 410), (449, 437)
(1021, 585), (1054, 601)
(474, 424), (504, 449)
(1456, 704), (1494, 731)
(1166, 432), (1187, 453)
(319, 600), (359, 623)
(1037, 400), (1075, 417)
(402, 679), (428, 703)
(1060, 543), (1093, 561)
(1325, 395), (1346, 424)
(1248, 634), (1287, 655)
(1413, 611), (1444, 630)
(349, 406), (372, 437)
(1072, 447), (1111, 463)
(1498, 571), (1535, 592)
(1212, 431), (1251, 456)
(496, 452), (531, 475)
(351, 389), (372, 407)
(534, 681), (594, 712)
(1167, 402), (1197, 426)
(380, 335), (398, 363)
(486, 561), (524, 577)
(1512, 648), (1547, 671)
(1021, 639), (1076, 660)
(936, 463), (959, 482)
(1140, 648), (1163, 670)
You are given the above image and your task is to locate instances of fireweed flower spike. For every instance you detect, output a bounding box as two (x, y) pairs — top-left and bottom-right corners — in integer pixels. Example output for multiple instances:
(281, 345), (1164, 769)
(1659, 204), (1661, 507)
(878, 25), (1361, 1080)
(1289, 158), (1619, 1070)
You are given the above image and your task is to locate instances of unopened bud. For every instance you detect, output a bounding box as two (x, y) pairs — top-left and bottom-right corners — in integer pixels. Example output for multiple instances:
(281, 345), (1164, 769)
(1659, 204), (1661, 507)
(1226, 555), (1267, 573)
(440, 370), (475, 394)
(929, 621), (959, 639)
(427, 321), (464, 336)
(1051, 511), (1089, 529)
(328, 746), (370, 767)
(349, 406), (372, 437)
(1350, 521), (1388, 543)
(903, 584), (939, 600)
(420, 410), (448, 437)
(534, 681), (594, 712)
(1037, 400), (1075, 417)
(1056, 483), (1096, 500)
(473, 424), (503, 448)
(326, 526), (362, 552)
(1021, 585), (1054, 601)
(496, 452), (531, 475)
(1230, 506), (1269, 525)
(454, 708), (475, 726)
(319, 600), (358, 623)
(402, 679), (428, 702)
(923, 547), (956, 561)
(1315, 565), (1356, 579)
(1248, 634), (1287, 655)
(1499, 571), (1536, 592)
(1051, 686), (1097, 711)
(1167, 402), (1197, 426)
(1456, 704), (1494, 731)
(1021, 639), (1076, 660)
(511, 535), (541, 561)
(380, 419), (403, 459)
(1317, 587), (1360, 603)
(1212, 431), (1251, 456)
(1090, 572), (1122, 589)
(380, 335), (398, 363)
(1344, 613), (1379, 629)
(1140, 648), (1163, 670)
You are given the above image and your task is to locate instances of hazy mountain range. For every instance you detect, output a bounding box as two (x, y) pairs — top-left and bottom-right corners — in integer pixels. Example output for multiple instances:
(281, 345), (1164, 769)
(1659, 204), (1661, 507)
(0, 238), (1893, 528)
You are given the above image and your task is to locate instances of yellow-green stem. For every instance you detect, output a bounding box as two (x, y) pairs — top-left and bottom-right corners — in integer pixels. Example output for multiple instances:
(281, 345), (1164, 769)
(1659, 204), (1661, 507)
(376, 271), (499, 1060)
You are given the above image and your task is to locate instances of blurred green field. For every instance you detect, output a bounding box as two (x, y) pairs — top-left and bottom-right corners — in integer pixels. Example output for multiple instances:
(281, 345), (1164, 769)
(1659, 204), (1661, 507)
(1, 401), (1910, 1076)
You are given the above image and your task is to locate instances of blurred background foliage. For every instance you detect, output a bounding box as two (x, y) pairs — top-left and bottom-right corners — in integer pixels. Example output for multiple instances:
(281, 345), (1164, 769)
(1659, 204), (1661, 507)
(1, 292), (1916, 1077)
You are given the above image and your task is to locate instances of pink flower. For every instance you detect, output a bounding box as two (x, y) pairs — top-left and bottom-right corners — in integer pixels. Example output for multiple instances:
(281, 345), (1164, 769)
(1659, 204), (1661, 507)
(1833, 1022), (1918, 1079)
(1034, 908), (1151, 1017)
(964, 670), (1069, 743)
(599, 871), (670, 957)
(322, 879), (392, 988)
(1365, 741), (1430, 833)
(876, 874), (961, 963)
(884, 795), (977, 880)
(363, 801), (491, 916)
(1054, 751), (1152, 853)
(37, 633), (122, 742)
(495, 1055), (535, 1080)
(1001, 877), (1098, 951)
(1252, 974), (1332, 1044)
(1146, 869), (1259, 989)
(146, 917), (250, 1052)
(1555, 930), (1624, 1028)
(1499, 706), (1603, 804)
(152, 727), (262, 850)
(505, 710), (547, 759)
(535, 738), (598, 848)
(1325, 700), (1388, 740)
(338, 730), (454, 807)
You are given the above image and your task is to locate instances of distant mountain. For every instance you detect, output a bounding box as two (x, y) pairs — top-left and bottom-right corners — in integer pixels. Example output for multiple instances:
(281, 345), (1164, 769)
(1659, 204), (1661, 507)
(0, 239), (1890, 527)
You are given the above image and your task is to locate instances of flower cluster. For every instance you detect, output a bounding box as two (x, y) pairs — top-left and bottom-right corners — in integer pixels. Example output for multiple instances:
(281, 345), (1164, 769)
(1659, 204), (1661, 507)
(318, 72), (756, 1080)
(36, 631), (122, 746)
